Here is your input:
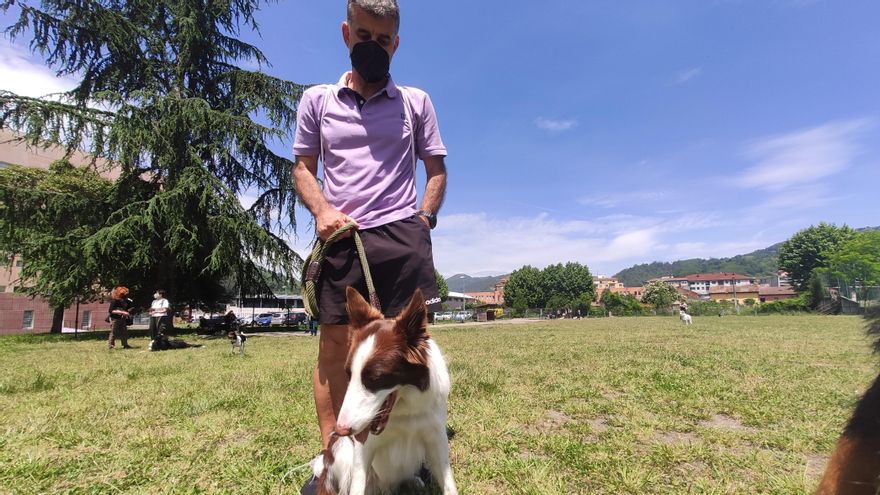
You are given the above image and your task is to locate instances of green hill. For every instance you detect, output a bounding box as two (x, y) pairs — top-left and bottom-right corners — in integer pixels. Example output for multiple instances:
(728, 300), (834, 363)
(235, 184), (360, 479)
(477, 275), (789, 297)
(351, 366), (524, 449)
(613, 243), (782, 288)
(444, 273), (508, 293)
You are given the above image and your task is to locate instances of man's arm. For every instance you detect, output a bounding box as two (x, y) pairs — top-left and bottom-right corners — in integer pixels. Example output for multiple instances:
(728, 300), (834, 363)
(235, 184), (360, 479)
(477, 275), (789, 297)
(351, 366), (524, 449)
(293, 155), (358, 240)
(419, 155), (447, 226)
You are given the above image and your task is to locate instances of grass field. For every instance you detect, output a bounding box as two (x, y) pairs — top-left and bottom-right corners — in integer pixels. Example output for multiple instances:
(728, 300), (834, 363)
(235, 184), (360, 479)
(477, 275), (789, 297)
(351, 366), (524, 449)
(0, 315), (875, 494)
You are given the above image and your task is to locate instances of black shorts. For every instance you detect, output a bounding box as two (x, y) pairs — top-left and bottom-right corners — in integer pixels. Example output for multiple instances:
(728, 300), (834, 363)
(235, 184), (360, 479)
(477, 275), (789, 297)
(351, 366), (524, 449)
(317, 215), (441, 325)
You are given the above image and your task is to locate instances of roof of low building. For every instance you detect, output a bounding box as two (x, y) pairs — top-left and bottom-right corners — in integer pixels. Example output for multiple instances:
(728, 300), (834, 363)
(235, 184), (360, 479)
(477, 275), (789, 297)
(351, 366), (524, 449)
(686, 272), (753, 282)
(758, 286), (798, 296)
(446, 291), (477, 300)
(708, 284), (760, 294)
(675, 287), (702, 299)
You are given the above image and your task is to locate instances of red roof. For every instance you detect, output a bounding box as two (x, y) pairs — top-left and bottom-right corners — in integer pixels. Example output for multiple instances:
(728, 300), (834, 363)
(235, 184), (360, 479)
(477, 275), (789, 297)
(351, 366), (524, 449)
(675, 287), (701, 299)
(685, 272), (753, 282)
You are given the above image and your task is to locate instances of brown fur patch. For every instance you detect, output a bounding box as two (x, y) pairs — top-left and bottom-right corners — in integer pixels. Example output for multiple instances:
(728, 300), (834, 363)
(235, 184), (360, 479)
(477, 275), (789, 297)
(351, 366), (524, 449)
(814, 436), (880, 495)
(345, 288), (432, 392)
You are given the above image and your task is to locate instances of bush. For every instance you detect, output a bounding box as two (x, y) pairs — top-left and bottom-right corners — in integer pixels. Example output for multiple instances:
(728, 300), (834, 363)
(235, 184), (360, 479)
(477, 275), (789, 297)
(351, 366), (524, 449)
(687, 300), (723, 316)
(758, 294), (811, 314)
(588, 306), (607, 318)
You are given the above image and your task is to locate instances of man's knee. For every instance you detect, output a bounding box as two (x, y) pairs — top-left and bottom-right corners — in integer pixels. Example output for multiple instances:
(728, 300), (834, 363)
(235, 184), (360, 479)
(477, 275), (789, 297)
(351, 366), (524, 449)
(318, 324), (350, 363)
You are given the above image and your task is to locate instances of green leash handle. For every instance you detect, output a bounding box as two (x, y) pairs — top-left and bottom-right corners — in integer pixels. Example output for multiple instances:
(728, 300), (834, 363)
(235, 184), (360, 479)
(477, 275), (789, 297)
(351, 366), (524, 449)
(302, 222), (381, 319)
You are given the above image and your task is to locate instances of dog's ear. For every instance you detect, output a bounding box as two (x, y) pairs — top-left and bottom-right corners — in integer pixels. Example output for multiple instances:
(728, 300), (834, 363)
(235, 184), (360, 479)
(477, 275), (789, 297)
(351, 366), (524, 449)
(346, 287), (383, 329)
(396, 289), (431, 362)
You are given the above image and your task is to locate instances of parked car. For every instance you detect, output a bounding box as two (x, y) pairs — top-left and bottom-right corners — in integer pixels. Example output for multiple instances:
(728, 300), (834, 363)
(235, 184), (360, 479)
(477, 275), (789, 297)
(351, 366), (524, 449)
(270, 312), (285, 325)
(452, 311), (473, 322)
(282, 312), (308, 326)
(255, 313), (274, 326)
(434, 311), (453, 321)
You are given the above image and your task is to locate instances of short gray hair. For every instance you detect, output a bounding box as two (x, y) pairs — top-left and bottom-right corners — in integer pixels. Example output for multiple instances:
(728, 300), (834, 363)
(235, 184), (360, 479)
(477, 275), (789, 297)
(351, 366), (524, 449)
(347, 0), (400, 30)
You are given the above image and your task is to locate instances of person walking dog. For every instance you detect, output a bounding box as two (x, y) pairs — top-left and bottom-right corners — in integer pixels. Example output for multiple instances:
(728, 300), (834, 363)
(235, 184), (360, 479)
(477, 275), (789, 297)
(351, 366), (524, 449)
(292, 1), (448, 491)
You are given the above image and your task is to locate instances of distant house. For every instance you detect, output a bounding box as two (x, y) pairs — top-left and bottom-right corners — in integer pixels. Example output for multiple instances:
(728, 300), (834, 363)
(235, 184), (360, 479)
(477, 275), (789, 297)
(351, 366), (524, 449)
(594, 275), (624, 301)
(758, 286), (798, 303)
(464, 276), (510, 306)
(708, 284), (760, 305)
(758, 271), (792, 288)
(466, 291), (498, 305)
(653, 273), (755, 296)
(609, 287), (644, 301)
(445, 291), (478, 310)
(675, 287), (702, 301)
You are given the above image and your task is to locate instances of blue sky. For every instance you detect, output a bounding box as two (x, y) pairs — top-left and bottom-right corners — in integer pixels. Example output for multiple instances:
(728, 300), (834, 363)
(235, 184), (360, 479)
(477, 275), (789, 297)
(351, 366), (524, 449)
(2, 1), (879, 279)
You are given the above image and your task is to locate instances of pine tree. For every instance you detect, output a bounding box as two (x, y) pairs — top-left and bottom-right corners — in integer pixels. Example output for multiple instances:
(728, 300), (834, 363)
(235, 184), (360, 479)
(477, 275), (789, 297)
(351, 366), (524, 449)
(0, 0), (304, 322)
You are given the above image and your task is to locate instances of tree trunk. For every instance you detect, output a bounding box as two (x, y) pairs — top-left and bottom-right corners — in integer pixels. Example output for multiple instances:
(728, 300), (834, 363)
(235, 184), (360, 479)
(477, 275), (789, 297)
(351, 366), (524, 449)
(50, 306), (64, 333)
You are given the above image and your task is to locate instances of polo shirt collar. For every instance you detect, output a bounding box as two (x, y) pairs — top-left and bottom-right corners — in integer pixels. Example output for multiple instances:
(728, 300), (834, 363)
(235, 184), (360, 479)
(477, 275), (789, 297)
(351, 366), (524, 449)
(336, 71), (399, 99)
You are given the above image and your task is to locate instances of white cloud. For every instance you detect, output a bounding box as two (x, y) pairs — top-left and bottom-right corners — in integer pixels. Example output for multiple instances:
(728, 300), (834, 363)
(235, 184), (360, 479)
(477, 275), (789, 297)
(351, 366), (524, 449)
(737, 118), (872, 191)
(430, 211), (725, 276)
(673, 67), (702, 85)
(535, 117), (578, 132)
(0, 39), (77, 97)
(578, 190), (672, 209)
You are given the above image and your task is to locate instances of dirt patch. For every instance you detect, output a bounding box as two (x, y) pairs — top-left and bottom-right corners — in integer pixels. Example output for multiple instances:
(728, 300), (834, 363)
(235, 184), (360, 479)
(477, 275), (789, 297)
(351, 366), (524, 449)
(588, 418), (609, 434)
(673, 460), (711, 480)
(805, 453), (828, 480)
(699, 414), (759, 434)
(656, 430), (700, 445)
(220, 429), (256, 448)
(533, 409), (572, 433)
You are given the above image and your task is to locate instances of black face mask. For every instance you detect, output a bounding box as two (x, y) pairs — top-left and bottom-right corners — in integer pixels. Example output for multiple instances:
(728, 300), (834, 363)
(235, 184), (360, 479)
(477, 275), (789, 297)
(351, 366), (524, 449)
(350, 40), (390, 84)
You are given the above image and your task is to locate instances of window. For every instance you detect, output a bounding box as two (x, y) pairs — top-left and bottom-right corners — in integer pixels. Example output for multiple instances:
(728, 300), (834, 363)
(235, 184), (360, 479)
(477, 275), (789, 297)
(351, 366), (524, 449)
(15, 259), (23, 268)
(22, 310), (34, 330)
(81, 310), (91, 329)
(0, 161), (10, 169)
(0, 286), (5, 293)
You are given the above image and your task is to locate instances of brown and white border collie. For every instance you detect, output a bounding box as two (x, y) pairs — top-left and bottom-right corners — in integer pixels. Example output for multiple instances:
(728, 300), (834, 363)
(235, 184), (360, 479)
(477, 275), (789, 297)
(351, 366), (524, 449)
(313, 287), (458, 495)
(814, 307), (880, 495)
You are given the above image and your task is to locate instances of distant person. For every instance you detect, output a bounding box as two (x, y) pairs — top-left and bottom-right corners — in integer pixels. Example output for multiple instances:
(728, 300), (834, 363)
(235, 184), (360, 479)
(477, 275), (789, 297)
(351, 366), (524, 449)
(148, 289), (171, 345)
(108, 286), (133, 350)
(309, 316), (318, 337)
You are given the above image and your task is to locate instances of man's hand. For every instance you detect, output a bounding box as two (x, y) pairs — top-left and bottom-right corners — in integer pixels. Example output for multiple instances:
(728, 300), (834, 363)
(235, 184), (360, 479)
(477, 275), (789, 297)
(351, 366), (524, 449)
(316, 208), (359, 241)
(417, 214), (431, 228)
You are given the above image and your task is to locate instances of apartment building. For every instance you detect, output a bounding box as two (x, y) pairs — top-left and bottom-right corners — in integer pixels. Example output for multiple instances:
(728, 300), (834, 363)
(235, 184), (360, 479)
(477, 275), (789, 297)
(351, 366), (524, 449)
(0, 129), (116, 334)
(652, 273), (756, 296)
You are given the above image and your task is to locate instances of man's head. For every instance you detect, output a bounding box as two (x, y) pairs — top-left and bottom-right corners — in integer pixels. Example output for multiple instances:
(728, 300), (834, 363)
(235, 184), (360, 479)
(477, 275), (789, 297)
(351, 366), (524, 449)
(343, 0), (400, 82)
(347, 0), (399, 34)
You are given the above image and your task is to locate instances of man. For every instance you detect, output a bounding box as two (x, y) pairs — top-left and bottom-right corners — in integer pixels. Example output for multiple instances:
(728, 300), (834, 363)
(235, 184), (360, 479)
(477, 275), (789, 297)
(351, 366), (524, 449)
(292, 0), (447, 490)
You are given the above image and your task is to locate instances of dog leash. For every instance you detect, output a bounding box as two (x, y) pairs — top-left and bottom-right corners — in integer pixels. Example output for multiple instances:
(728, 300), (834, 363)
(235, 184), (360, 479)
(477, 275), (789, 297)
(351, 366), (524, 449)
(302, 222), (381, 320)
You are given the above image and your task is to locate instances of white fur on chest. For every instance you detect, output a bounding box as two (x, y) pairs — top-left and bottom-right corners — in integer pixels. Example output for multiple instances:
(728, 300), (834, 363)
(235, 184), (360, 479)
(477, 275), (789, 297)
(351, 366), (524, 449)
(323, 340), (457, 495)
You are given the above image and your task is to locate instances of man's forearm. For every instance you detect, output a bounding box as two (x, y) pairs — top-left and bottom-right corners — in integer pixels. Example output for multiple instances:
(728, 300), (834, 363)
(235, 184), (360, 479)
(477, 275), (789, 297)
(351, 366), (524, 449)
(420, 156), (447, 214)
(293, 161), (331, 218)
(420, 173), (446, 214)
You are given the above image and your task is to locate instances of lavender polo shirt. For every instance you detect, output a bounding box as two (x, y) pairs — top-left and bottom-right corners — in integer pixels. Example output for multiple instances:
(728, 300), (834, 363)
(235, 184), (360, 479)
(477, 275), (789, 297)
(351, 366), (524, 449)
(293, 72), (447, 230)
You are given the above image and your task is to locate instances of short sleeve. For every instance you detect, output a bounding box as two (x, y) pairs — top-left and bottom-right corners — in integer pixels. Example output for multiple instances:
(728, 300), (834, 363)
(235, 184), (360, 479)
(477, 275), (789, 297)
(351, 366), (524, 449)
(292, 86), (324, 157)
(408, 89), (447, 159)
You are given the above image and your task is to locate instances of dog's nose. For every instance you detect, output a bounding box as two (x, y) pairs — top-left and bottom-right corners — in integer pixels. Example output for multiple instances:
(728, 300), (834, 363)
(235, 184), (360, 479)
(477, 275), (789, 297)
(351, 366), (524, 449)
(335, 424), (352, 437)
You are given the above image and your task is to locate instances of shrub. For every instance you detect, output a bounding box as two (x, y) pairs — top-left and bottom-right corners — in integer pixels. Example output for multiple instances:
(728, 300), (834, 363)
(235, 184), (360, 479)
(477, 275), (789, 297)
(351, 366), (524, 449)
(758, 294), (811, 314)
